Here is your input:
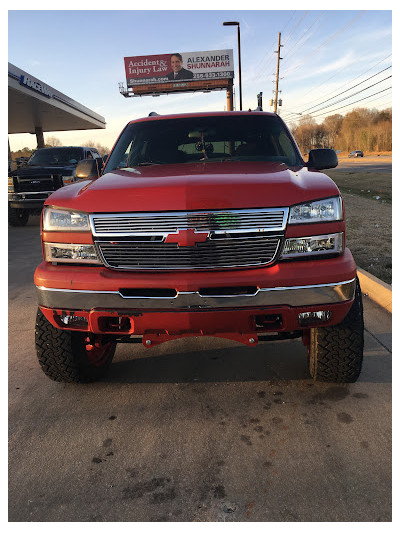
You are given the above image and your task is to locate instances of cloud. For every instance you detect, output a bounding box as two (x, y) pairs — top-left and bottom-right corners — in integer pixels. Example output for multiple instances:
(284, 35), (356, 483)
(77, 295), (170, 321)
(282, 51), (356, 84)
(346, 25), (392, 46)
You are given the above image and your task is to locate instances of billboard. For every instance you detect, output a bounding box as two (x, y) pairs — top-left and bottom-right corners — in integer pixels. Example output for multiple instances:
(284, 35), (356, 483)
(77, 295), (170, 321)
(124, 50), (234, 88)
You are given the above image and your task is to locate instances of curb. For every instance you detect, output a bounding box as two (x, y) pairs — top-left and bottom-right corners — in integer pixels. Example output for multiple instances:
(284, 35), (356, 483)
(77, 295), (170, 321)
(357, 267), (392, 313)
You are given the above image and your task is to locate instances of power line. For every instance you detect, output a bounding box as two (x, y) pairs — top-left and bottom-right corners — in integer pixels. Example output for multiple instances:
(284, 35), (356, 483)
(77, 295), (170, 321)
(313, 11), (367, 54)
(300, 67), (392, 113)
(281, 11), (367, 78)
(283, 12), (327, 63)
(281, 82), (392, 121)
(253, 11), (314, 85)
(255, 11), (325, 85)
(283, 53), (392, 117)
(251, 46), (276, 82)
(282, 11), (309, 47)
(252, 38), (279, 75)
(251, 10), (298, 79)
(308, 87), (392, 119)
(282, 91), (392, 127)
(283, 65), (392, 119)
(303, 75), (391, 114)
(282, 10), (297, 33)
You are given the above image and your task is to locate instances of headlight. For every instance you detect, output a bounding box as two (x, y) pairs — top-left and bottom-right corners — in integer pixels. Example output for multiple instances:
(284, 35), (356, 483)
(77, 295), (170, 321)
(281, 233), (343, 259)
(288, 197), (342, 224)
(43, 208), (90, 231)
(44, 243), (101, 264)
(8, 177), (14, 193)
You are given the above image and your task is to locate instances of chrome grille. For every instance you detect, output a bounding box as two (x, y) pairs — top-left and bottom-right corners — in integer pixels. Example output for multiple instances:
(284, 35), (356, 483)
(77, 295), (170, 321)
(97, 235), (281, 270)
(91, 208), (288, 235)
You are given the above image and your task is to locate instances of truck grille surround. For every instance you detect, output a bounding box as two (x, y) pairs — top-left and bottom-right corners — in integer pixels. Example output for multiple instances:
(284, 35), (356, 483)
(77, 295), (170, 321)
(90, 208), (288, 270)
(16, 175), (62, 192)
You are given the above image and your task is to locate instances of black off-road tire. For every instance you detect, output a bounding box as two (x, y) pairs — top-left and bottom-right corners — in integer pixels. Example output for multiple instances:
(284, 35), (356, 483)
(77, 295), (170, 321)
(35, 309), (116, 383)
(8, 207), (29, 227)
(308, 277), (364, 383)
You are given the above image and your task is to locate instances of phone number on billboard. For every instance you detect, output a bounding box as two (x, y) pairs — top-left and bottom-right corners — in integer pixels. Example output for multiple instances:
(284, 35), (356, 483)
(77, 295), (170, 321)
(193, 72), (233, 79)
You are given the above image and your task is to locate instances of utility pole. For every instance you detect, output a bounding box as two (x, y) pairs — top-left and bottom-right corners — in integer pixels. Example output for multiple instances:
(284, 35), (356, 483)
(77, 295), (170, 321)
(273, 32), (283, 113)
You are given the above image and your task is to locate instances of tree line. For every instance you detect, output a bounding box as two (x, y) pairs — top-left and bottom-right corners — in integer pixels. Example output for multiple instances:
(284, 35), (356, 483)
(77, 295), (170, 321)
(290, 107), (392, 154)
(10, 137), (110, 161)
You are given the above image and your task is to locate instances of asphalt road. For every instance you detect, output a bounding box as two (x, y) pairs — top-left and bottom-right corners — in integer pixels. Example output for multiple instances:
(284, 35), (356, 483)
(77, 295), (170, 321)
(9, 217), (392, 522)
(332, 158), (392, 173)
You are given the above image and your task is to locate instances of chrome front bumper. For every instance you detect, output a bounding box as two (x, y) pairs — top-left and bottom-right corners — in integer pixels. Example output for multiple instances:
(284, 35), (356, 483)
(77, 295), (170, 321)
(9, 191), (52, 209)
(36, 279), (356, 311)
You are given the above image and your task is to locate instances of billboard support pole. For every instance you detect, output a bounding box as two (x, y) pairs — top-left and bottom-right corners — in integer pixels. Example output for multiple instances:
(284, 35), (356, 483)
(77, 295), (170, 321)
(227, 80), (234, 111)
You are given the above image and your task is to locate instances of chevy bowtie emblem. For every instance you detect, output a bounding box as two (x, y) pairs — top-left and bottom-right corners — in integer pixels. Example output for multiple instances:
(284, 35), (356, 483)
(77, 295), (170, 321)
(165, 228), (209, 247)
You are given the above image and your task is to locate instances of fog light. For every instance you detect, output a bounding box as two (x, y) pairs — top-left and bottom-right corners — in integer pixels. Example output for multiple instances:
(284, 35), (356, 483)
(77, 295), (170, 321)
(298, 310), (331, 326)
(281, 233), (343, 258)
(44, 242), (101, 264)
(59, 315), (88, 329)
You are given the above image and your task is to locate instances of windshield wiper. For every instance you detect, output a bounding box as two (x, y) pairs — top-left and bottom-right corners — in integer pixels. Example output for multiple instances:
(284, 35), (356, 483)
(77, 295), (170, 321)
(201, 157), (239, 162)
(135, 161), (165, 166)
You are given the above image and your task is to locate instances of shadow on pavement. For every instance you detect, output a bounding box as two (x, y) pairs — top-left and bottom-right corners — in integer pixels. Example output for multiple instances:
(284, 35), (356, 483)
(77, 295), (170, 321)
(104, 338), (391, 385)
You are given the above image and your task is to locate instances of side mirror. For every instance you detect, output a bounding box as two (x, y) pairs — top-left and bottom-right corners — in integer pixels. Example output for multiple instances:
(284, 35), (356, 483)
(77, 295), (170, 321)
(307, 149), (338, 170)
(75, 158), (102, 179)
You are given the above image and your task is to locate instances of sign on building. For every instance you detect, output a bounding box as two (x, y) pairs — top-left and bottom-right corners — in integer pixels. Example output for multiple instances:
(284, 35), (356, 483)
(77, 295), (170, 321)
(124, 50), (234, 88)
(19, 75), (53, 98)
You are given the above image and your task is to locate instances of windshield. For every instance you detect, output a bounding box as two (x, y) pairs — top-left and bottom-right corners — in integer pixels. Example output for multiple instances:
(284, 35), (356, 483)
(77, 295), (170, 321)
(104, 115), (302, 172)
(27, 148), (84, 167)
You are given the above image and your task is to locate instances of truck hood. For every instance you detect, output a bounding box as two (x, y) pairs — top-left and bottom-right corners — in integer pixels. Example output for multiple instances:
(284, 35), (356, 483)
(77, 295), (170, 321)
(44, 161), (340, 212)
(10, 165), (76, 177)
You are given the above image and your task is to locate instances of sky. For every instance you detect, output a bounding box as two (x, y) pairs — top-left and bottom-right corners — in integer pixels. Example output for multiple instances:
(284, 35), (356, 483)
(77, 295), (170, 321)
(7, 3), (393, 152)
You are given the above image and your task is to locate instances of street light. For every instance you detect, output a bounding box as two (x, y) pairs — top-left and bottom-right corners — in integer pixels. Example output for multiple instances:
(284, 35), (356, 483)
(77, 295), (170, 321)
(223, 21), (242, 111)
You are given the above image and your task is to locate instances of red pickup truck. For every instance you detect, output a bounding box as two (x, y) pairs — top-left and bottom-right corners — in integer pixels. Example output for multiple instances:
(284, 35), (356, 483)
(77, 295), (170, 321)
(34, 111), (364, 383)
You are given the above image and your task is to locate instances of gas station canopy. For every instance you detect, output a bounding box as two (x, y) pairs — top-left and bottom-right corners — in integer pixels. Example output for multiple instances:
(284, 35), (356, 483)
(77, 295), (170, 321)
(8, 63), (106, 136)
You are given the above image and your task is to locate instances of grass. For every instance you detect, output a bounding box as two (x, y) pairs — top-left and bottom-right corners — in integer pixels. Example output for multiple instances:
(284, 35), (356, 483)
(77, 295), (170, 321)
(327, 171), (392, 205)
(326, 170), (392, 284)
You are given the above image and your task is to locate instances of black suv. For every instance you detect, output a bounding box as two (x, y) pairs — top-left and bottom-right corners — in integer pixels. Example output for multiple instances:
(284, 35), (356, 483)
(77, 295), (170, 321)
(8, 146), (102, 226)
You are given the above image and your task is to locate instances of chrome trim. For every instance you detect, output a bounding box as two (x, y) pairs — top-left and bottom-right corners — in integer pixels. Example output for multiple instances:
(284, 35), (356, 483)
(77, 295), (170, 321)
(36, 278), (355, 310)
(280, 232), (344, 259)
(89, 207), (289, 237)
(95, 235), (282, 271)
(9, 191), (53, 196)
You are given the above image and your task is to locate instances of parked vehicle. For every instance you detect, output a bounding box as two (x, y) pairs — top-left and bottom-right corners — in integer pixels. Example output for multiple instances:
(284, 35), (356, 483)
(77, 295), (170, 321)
(349, 150), (364, 157)
(8, 146), (102, 226)
(15, 156), (30, 168)
(34, 111), (364, 383)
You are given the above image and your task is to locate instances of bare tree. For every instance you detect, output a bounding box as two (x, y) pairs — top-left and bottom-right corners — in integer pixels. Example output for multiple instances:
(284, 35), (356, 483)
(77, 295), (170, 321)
(291, 107), (392, 153)
(291, 115), (317, 154)
(45, 136), (62, 147)
(83, 139), (110, 156)
(322, 114), (343, 149)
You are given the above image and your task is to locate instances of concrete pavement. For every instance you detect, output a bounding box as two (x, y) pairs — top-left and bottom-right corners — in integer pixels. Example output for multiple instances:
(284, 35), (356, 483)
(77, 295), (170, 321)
(8, 219), (391, 521)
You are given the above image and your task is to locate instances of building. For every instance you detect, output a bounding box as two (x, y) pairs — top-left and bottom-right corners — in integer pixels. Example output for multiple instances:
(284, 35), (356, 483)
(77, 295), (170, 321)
(8, 62), (106, 166)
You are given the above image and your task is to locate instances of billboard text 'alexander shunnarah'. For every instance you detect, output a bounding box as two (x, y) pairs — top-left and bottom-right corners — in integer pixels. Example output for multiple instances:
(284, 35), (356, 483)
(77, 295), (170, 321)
(124, 50), (234, 87)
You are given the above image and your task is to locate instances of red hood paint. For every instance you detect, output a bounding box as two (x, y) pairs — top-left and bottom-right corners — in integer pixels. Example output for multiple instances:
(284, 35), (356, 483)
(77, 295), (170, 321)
(44, 161), (339, 213)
